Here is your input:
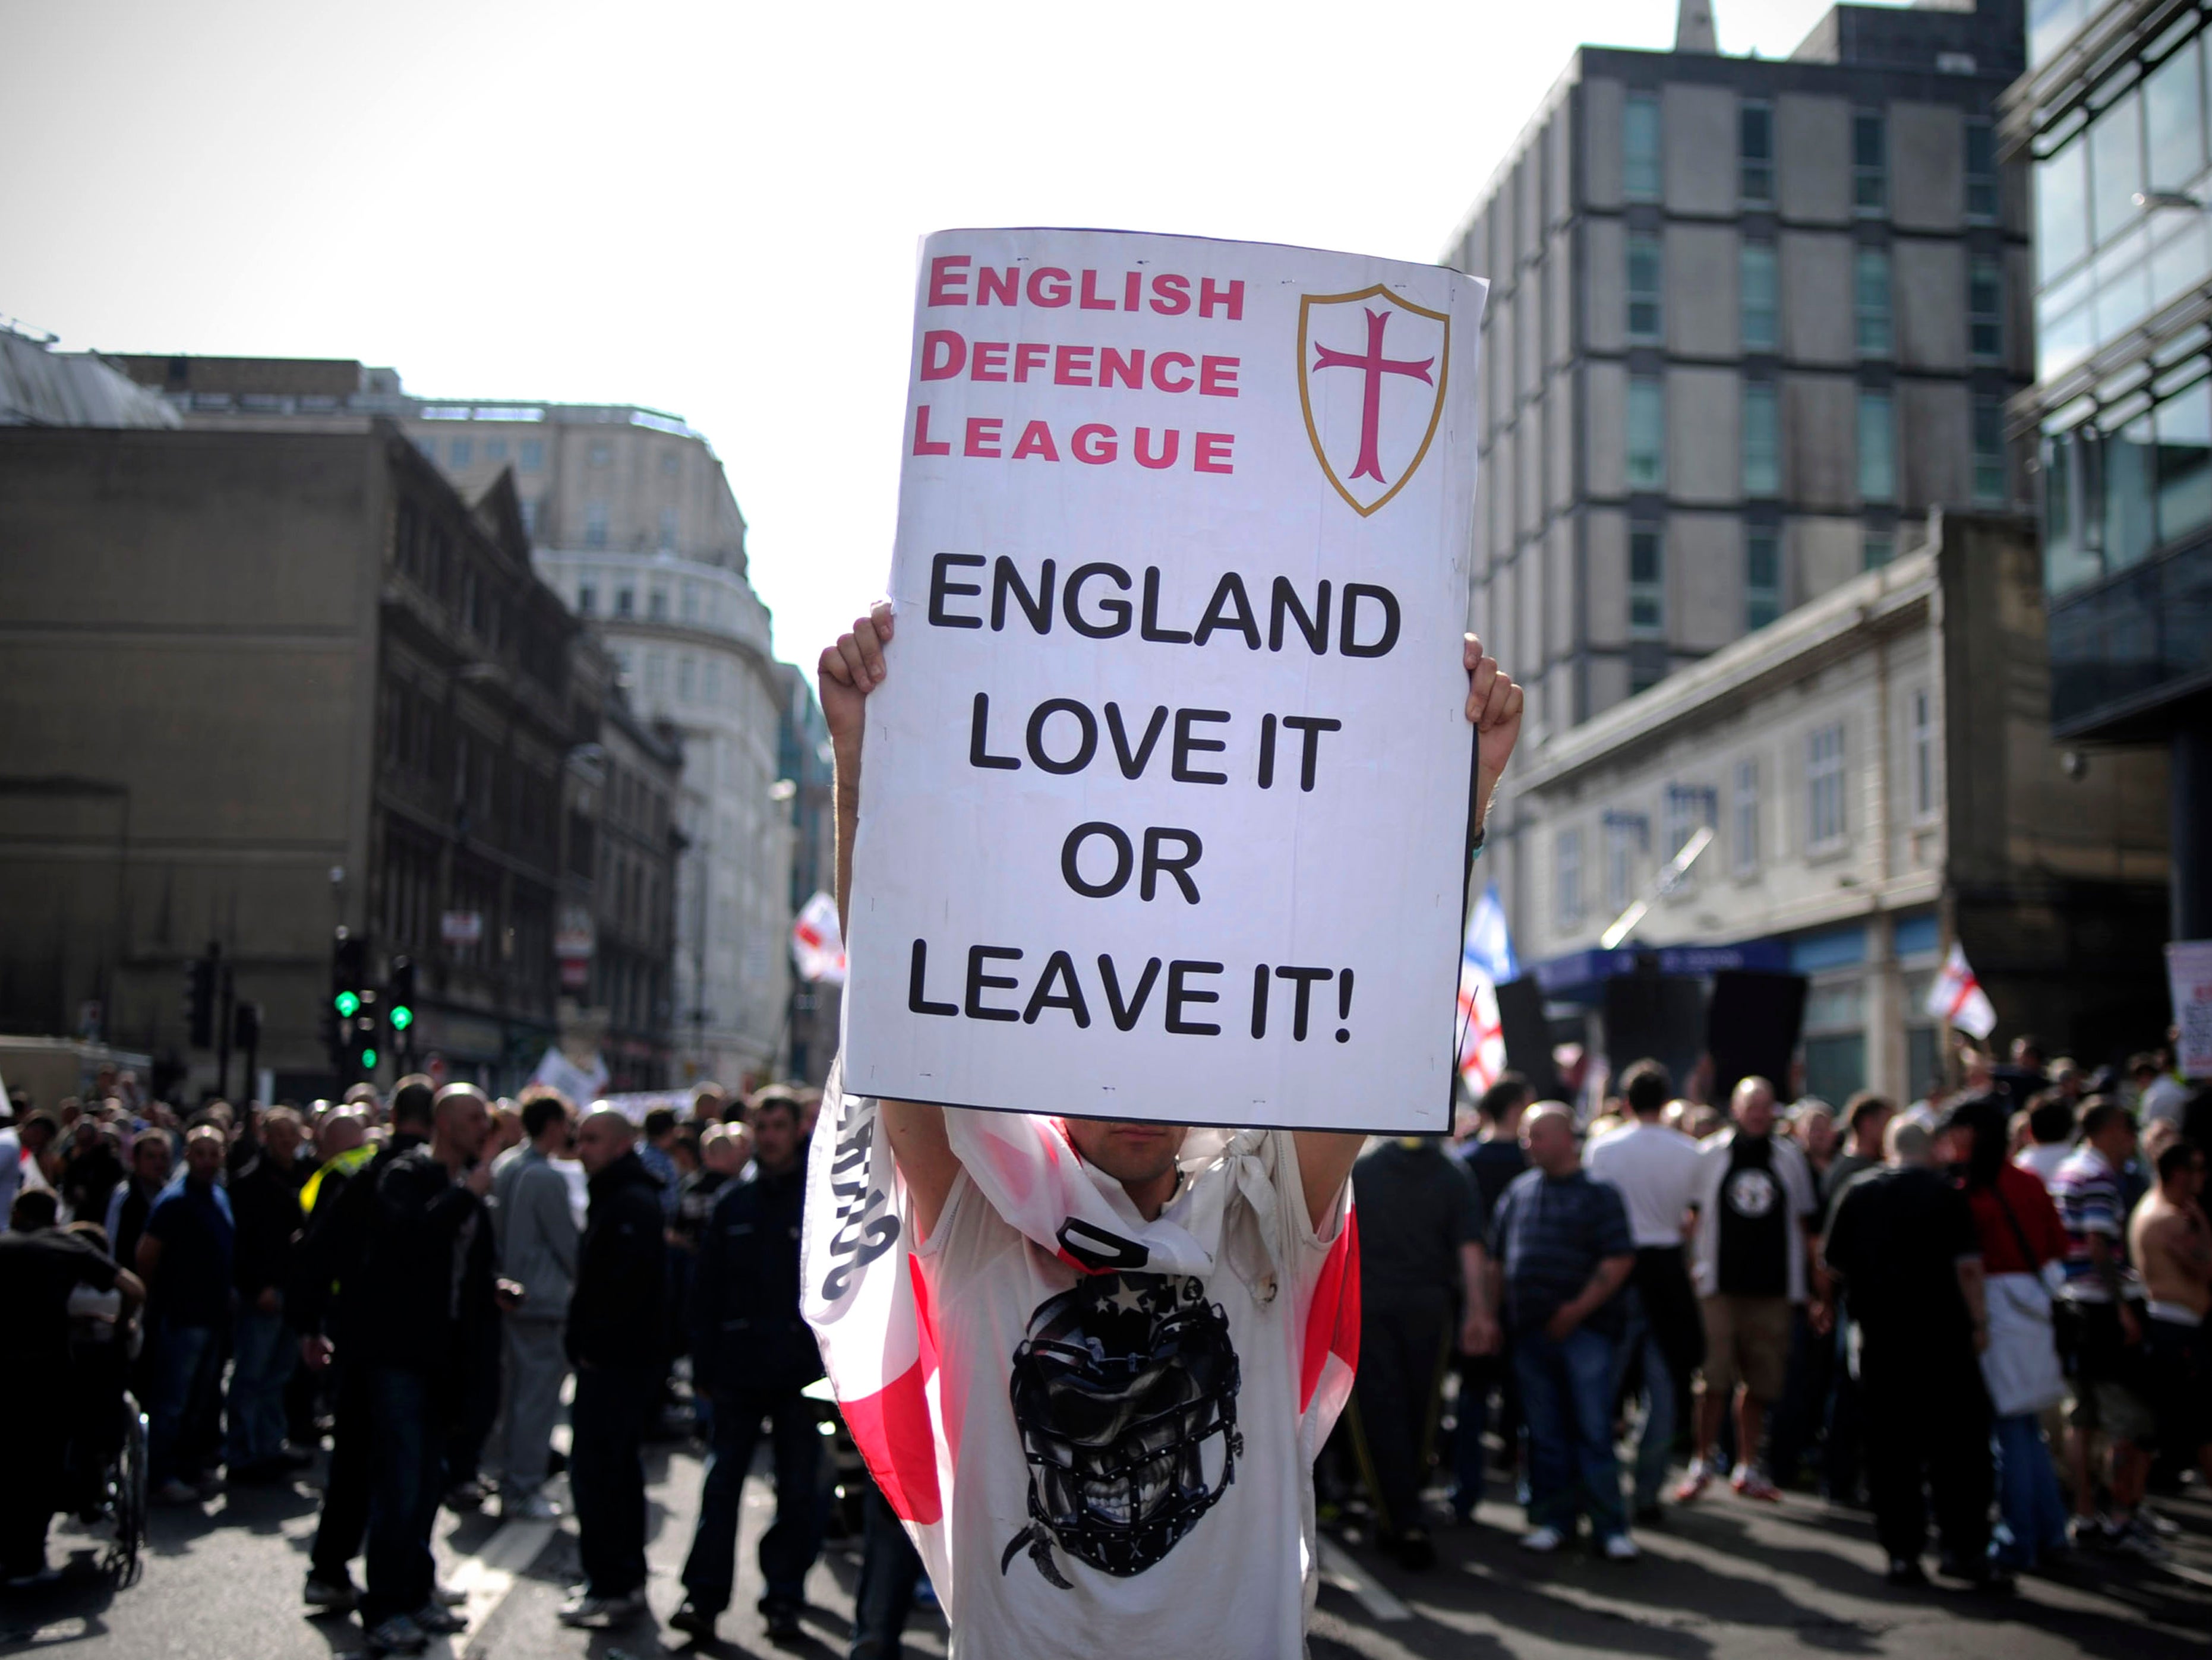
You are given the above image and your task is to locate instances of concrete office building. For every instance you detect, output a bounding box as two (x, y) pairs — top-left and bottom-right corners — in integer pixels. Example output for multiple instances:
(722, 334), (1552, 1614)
(117, 355), (799, 1085)
(1442, 0), (2037, 951)
(0, 414), (603, 1098)
(777, 662), (840, 1086)
(2003, 0), (2212, 943)
(1513, 512), (2166, 1102)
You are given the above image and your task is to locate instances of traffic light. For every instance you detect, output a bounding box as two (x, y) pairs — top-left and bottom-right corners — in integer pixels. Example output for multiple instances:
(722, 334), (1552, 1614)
(345, 990), (380, 1080)
(182, 955), (215, 1049)
(387, 956), (416, 1052)
(233, 1000), (262, 1051)
(331, 928), (372, 1080)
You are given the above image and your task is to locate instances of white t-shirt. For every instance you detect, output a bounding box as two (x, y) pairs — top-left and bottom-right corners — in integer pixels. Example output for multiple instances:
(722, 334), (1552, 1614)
(914, 1132), (1344, 1660)
(1586, 1120), (1704, 1249)
(2014, 1142), (2071, 1188)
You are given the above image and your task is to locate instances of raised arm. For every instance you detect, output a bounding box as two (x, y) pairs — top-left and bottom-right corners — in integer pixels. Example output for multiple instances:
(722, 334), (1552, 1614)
(823, 602), (963, 1239)
(1293, 632), (1522, 1230)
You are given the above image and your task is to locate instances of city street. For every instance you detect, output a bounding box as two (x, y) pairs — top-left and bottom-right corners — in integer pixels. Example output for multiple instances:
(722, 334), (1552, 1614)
(5, 1431), (2208, 1660)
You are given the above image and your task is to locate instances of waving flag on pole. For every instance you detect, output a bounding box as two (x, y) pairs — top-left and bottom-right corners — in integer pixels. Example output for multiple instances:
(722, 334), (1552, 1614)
(791, 890), (848, 984)
(1457, 883), (1517, 1093)
(1927, 941), (1998, 1040)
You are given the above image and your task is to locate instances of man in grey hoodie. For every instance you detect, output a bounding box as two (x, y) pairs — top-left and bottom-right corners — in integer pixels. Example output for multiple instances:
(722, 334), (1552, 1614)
(489, 1087), (579, 1522)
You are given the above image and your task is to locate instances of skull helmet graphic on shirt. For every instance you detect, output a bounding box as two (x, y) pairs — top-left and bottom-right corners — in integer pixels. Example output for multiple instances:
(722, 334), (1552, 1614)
(1001, 1270), (1244, 1586)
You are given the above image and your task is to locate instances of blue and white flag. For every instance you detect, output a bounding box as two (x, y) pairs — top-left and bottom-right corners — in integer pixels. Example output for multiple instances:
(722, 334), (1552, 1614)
(1457, 884), (1517, 1092)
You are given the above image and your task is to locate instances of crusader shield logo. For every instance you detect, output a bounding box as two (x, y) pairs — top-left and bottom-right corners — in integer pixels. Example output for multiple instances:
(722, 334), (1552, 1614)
(1297, 285), (1451, 517)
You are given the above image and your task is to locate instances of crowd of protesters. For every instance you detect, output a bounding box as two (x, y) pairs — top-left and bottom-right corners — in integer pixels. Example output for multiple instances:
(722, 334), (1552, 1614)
(4, 1031), (2207, 1643)
(1335, 1034), (2212, 1591)
(0, 1069), (886, 1656)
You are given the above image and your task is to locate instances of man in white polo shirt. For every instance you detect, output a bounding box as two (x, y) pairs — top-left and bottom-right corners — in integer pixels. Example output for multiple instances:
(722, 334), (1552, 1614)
(1587, 1059), (1704, 1520)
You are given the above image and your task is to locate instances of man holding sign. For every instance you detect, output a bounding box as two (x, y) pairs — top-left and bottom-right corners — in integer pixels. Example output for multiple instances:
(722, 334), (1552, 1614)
(797, 229), (1511, 1659)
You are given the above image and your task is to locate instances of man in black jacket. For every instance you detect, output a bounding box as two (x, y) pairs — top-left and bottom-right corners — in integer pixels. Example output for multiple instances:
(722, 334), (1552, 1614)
(226, 1106), (306, 1483)
(558, 1106), (667, 1630)
(670, 1092), (821, 1643)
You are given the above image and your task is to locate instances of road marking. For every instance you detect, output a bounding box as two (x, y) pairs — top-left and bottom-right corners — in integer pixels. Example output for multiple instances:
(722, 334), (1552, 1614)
(451, 1516), (557, 1655)
(1317, 1536), (1412, 1621)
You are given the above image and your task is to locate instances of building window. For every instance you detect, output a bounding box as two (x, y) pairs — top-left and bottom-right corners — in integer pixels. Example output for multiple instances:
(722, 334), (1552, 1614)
(1605, 815), (1642, 910)
(1733, 758), (1761, 874)
(590, 440), (613, 468)
(1973, 396), (2008, 504)
(1968, 257), (2003, 362)
(1624, 92), (1661, 201)
(648, 585), (669, 621)
(520, 439), (545, 472)
(1910, 687), (1938, 819)
(519, 497), (538, 535)
(1857, 389), (1896, 502)
(677, 654), (696, 701)
(644, 652), (667, 699)
(703, 657), (721, 705)
(1743, 383), (1780, 498)
(2148, 36), (2207, 202)
(1803, 980), (1868, 1104)
(484, 439), (508, 464)
(1864, 531), (1895, 570)
(1746, 529), (1781, 629)
(2159, 374), (2212, 544)
(1740, 101), (1774, 204)
(1627, 235), (1663, 343)
(1807, 722), (1847, 848)
(1663, 783), (1712, 864)
(1741, 243), (1779, 352)
(681, 580), (701, 623)
(615, 583), (635, 619)
(1853, 111), (1887, 215)
(1965, 118), (1999, 221)
(585, 498), (609, 548)
(1629, 525), (1664, 636)
(449, 437), (474, 468)
(576, 576), (597, 616)
(1627, 377), (1666, 490)
(1556, 828), (1584, 929)
(1854, 248), (1893, 356)
(658, 507), (679, 551)
(413, 435), (437, 461)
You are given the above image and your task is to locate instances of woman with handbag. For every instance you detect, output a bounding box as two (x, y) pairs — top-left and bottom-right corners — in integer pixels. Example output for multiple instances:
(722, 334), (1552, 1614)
(1939, 1096), (2072, 1573)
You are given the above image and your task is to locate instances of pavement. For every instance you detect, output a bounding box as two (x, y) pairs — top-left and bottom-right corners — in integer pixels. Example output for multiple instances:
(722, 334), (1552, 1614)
(3, 1430), (2208, 1660)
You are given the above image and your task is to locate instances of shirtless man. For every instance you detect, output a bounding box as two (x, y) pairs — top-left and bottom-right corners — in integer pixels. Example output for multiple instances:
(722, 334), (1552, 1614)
(814, 600), (1522, 1659)
(2129, 1140), (2212, 1482)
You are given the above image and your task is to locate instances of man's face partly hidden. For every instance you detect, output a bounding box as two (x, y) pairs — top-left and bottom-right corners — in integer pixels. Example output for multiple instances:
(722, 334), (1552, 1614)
(1062, 1119), (1190, 1189)
(135, 1137), (172, 1188)
(183, 1132), (224, 1183)
(575, 1114), (629, 1176)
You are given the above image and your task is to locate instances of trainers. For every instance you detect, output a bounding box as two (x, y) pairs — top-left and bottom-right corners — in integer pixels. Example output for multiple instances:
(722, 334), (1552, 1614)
(1601, 1532), (1640, 1561)
(499, 1491), (562, 1522)
(1518, 1525), (1566, 1554)
(558, 1588), (648, 1628)
(432, 1582), (466, 1607)
(1730, 1466), (1782, 1503)
(363, 1614), (428, 1655)
(411, 1602), (466, 1634)
(2106, 1518), (2170, 1562)
(152, 1478), (201, 1506)
(301, 1574), (358, 1614)
(763, 1598), (803, 1642)
(667, 1599), (717, 1639)
(1671, 1465), (1711, 1504)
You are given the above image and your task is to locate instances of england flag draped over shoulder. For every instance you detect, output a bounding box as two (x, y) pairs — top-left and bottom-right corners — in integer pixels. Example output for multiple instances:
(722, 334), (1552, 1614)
(1927, 941), (1998, 1040)
(1457, 883), (1516, 1093)
(791, 891), (847, 984)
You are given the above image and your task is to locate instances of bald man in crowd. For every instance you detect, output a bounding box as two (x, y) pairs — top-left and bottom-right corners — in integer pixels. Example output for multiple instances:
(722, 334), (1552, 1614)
(558, 1107), (667, 1630)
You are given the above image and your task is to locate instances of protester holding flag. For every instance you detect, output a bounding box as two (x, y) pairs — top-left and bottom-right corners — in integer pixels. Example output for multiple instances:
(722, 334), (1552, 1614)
(802, 602), (1523, 1658)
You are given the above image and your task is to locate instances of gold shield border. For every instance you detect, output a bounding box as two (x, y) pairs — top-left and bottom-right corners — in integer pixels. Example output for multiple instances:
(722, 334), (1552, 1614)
(1296, 283), (1453, 519)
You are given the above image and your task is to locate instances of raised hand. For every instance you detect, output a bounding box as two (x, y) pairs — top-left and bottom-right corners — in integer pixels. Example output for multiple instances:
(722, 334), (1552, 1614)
(1464, 633), (1524, 784)
(820, 601), (895, 754)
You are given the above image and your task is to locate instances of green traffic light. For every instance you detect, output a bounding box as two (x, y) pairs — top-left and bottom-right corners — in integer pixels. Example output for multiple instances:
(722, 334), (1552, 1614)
(334, 990), (361, 1018)
(360, 1048), (378, 1068)
(390, 1006), (414, 1031)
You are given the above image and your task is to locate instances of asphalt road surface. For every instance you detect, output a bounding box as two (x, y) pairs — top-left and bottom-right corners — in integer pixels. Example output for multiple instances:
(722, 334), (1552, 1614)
(4, 1432), (2207, 1660)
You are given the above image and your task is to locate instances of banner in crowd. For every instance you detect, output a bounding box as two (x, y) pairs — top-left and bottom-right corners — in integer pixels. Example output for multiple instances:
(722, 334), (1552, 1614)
(2169, 939), (2212, 1078)
(793, 890), (848, 984)
(1927, 942), (1997, 1040)
(1457, 882), (1516, 1094)
(842, 228), (1488, 1132)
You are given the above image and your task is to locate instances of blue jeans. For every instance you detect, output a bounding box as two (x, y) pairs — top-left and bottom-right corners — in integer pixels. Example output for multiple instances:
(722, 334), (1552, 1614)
(848, 1483), (923, 1660)
(361, 1365), (444, 1627)
(1992, 1412), (2068, 1569)
(1614, 1292), (1675, 1513)
(147, 1320), (224, 1486)
(682, 1387), (825, 1614)
(226, 1306), (296, 1468)
(1513, 1323), (1626, 1538)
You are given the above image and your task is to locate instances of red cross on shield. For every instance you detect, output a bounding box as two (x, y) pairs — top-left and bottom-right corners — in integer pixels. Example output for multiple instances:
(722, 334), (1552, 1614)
(1296, 284), (1451, 517)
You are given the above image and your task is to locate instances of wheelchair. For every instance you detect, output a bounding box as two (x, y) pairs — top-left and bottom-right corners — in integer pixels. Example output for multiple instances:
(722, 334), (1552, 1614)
(88, 1391), (150, 1585)
(57, 1322), (148, 1585)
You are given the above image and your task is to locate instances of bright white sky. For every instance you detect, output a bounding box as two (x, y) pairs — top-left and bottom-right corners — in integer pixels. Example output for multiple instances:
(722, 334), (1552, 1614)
(1, 0), (1872, 680)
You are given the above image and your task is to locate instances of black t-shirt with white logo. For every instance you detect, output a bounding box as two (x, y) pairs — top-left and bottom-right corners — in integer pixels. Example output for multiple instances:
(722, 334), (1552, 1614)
(1715, 1134), (1788, 1298)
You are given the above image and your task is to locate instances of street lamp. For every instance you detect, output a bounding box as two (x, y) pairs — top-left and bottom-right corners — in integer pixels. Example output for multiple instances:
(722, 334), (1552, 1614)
(2135, 189), (2204, 212)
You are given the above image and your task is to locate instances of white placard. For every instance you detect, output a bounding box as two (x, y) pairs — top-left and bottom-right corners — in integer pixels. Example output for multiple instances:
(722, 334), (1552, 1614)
(2168, 940), (2212, 1079)
(844, 228), (1487, 1132)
